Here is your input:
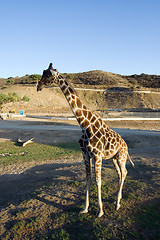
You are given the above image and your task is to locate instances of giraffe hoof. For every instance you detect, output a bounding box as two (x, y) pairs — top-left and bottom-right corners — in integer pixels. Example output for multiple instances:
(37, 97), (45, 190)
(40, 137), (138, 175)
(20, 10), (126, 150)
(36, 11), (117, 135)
(97, 211), (104, 218)
(116, 204), (121, 211)
(79, 208), (88, 214)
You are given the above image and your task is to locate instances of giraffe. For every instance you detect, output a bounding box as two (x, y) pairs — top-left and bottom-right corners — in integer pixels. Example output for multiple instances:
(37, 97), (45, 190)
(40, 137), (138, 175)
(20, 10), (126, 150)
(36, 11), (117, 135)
(37, 63), (134, 217)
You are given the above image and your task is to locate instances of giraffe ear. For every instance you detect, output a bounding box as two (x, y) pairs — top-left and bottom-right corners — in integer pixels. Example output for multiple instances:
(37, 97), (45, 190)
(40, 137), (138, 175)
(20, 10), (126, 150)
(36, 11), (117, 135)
(49, 63), (53, 69)
(48, 63), (58, 75)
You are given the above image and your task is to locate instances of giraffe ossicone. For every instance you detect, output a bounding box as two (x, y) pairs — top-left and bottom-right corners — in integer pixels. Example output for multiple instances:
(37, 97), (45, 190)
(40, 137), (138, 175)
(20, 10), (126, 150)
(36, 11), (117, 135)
(37, 63), (134, 217)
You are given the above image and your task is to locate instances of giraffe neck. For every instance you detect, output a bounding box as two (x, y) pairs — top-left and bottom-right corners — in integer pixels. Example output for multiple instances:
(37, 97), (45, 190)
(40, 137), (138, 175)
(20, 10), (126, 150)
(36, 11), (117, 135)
(57, 76), (93, 129)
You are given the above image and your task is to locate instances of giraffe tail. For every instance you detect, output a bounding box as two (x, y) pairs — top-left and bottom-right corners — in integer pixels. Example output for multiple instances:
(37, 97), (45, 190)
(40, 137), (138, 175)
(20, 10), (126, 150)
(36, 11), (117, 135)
(128, 154), (134, 167)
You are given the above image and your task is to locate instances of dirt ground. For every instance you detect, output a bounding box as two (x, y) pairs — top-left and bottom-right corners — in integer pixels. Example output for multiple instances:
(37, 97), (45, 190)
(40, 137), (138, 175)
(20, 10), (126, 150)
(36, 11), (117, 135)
(0, 118), (160, 239)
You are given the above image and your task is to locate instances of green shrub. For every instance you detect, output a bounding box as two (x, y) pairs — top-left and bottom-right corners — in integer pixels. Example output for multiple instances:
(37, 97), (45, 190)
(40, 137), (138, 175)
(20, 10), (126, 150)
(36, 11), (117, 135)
(8, 92), (20, 102)
(0, 92), (30, 107)
(7, 78), (15, 84)
(22, 95), (30, 101)
(30, 74), (41, 80)
(0, 93), (9, 105)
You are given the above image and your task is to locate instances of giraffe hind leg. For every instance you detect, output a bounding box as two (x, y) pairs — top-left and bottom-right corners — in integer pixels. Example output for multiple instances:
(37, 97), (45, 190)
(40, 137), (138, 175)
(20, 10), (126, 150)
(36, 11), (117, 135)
(115, 152), (128, 211)
(112, 158), (121, 186)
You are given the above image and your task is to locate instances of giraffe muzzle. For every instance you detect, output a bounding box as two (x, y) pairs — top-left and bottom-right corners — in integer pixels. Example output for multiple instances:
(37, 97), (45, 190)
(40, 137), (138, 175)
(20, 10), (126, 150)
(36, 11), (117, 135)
(37, 84), (42, 92)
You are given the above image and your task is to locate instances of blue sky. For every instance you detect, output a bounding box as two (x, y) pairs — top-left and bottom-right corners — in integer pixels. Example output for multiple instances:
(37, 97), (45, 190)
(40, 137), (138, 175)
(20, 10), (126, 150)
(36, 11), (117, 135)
(0, 0), (160, 78)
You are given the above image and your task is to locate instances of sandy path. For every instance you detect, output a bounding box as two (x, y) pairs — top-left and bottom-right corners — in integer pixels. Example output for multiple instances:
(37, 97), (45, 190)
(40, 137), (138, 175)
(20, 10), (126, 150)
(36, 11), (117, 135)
(0, 118), (160, 161)
(0, 118), (160, 175)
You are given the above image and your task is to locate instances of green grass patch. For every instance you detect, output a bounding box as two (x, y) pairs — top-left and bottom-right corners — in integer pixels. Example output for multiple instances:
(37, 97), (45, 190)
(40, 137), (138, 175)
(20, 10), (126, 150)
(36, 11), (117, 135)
(0, 141), (81, 166)
(1, 174), (160, 239)
(135, 202), (160, 239)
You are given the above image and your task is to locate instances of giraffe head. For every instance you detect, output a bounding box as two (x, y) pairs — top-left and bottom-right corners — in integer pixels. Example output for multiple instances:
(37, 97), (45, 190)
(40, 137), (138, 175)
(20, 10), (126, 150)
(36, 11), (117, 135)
(37, 63), (59, 91)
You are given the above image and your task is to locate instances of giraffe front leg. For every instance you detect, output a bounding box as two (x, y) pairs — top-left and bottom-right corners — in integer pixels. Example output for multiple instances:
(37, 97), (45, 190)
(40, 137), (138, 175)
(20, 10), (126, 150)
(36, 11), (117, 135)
(80, 156), (91, 214)
(95, 157), (104, 217)
(80, 179), (90, 214)
(97, 179), (104, 217)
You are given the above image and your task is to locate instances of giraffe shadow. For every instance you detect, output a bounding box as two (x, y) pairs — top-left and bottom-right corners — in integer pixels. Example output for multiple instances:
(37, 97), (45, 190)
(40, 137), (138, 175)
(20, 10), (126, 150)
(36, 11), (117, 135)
(125, 158), (160, 193)
(0, 161), (84, 211)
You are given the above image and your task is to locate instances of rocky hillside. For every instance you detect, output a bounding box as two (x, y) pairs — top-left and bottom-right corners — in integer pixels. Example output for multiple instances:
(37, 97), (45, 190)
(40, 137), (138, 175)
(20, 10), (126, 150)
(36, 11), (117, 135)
(0, 71), (160, 115)
(1, 71), (160, 90)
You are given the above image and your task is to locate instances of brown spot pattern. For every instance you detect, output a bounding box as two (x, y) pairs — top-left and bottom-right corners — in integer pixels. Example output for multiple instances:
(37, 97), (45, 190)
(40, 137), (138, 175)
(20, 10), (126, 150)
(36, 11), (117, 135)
(76, 98), (82, 108)
(57, 75), (129, 193)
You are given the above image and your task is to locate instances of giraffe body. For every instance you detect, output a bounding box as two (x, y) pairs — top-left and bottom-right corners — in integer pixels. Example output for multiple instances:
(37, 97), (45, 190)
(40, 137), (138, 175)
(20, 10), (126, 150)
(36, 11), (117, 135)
(37, 63), (134, 217)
